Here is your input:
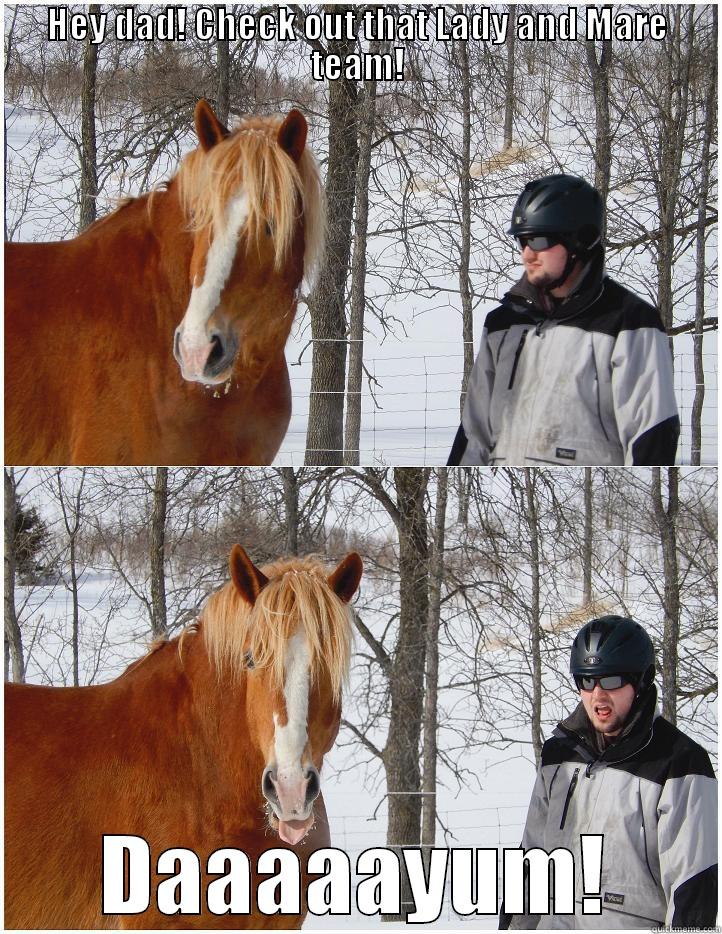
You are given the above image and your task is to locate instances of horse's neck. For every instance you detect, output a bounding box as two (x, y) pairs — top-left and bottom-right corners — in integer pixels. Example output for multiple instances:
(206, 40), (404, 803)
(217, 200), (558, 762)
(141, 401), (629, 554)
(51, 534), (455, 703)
(144, 183), (195, 311)
(124, 637), (264, 808)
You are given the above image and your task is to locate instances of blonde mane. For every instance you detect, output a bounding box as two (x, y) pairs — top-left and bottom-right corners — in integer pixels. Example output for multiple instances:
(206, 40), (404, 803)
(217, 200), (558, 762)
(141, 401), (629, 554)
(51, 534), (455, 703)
(177, 114), (325, 282)
(201, 557), (351, 702)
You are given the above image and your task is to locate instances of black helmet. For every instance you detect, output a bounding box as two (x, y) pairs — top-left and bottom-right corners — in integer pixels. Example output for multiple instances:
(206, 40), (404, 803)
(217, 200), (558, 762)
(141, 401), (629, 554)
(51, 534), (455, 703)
(570, 616), (655, 681)
(508, 174), (603, 253)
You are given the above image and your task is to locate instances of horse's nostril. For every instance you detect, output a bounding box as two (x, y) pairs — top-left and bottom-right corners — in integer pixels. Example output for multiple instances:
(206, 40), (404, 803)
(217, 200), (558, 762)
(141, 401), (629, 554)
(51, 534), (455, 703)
(262, 768), (276, 801)
(305, 768), (320, 802)
(173, 329), (181, 358)
(206, 332), (225, 369)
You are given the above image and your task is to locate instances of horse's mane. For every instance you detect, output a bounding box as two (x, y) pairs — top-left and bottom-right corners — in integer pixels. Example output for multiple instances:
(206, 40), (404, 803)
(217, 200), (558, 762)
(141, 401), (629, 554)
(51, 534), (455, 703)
(176, 114), (325, 282)
(201, 557), (351, 702)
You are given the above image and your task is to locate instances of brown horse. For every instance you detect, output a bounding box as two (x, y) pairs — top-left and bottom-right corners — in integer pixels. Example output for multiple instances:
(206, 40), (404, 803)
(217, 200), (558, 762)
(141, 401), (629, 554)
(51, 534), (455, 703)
(5, 546), (362, 929)
(5, 101), (324, 465)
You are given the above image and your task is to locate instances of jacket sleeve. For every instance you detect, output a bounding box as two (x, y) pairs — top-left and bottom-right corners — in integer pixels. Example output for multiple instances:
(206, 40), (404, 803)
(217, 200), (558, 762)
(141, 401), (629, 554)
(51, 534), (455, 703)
(450, 327), (495, 466)
(499, 766), (548, 930)
(610, 326), (679, 465)
(658, 758), (718, 926)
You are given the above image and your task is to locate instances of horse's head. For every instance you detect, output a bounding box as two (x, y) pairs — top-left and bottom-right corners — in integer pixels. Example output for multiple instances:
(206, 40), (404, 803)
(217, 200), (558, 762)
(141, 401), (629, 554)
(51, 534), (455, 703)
(222, 545), (361, 845)
(173, 101), (323, 386)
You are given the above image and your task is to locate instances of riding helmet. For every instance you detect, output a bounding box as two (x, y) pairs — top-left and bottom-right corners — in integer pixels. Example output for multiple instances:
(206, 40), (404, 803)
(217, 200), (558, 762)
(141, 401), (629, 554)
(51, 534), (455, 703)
(508, 174), (604, 253)
(570, 615), (655, 680)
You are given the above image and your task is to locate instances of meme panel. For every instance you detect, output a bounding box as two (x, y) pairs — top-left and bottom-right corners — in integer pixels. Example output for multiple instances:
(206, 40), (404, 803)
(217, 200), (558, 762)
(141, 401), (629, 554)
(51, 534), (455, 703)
(4, 466), (718, 929)
(3, 4), (717, 467)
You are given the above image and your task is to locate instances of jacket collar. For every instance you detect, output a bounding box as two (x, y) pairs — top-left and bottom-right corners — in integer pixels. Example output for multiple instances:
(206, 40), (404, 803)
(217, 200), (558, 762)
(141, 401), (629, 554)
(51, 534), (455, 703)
(555, 685), (659, 764)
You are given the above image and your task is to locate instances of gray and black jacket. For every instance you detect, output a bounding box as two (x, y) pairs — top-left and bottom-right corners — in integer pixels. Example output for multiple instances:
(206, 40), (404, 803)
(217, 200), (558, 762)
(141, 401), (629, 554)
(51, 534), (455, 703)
(448, 257), (679, 466)
(500, 689), (717, 929)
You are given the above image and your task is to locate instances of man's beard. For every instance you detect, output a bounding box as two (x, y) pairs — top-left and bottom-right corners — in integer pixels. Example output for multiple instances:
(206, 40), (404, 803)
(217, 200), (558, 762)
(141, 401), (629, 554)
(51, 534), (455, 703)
(526, 266), (559, 289)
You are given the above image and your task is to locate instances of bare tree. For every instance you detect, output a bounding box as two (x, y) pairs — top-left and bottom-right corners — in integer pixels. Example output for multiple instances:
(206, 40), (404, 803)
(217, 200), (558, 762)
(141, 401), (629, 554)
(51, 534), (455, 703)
(149, 466), (168, 638)
(344, 45), (379, 465)
(54, 469), (88, 686)
(215, 37), (230, 126)
(651, 467), (680, 723)
(502, 4), (516, 150)
(305, 13), (359, 465)
(79, 24), (98, 230)
(583, 467), (593, 605)
(584, 34), (611, 236)
(4, 468), (25, 683)
(421, 467), (448, 857)
(690, 8), (717, 464)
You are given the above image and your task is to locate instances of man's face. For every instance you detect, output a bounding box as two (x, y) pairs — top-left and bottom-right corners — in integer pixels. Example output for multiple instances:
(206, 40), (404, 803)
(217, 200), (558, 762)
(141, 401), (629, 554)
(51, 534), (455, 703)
(520, 239), (569, 289)
(580, 679), (636, 736)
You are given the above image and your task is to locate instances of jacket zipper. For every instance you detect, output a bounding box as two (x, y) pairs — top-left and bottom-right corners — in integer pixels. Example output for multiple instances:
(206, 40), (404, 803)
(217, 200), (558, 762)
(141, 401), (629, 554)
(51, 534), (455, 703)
(507, 330), (529, 389)
(559, 767), (580, 829)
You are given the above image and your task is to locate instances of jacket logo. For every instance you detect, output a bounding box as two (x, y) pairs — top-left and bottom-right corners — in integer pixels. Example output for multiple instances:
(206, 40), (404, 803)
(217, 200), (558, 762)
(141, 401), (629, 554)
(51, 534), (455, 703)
(556, 447), (577, 460)
(604, 892), (625, 905)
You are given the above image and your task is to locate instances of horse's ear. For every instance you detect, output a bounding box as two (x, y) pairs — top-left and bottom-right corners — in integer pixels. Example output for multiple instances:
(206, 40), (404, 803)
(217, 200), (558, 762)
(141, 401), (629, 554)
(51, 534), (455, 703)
(328, 553), (363, 604)
(229, 545), (269, 606)
(277, 109), (307, 163)
(195, 99), (230, 152)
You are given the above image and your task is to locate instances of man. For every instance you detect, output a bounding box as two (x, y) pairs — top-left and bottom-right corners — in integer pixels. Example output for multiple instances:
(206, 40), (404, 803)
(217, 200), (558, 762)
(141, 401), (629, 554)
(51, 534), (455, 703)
(500, 615), (717, 929)
(448, 175), (680, 466)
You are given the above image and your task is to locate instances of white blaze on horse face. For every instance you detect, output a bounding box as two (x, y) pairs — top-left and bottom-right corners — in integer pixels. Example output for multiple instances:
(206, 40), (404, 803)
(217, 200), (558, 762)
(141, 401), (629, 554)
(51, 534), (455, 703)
(272, 631), (311, 814)
(176, 192), (249, 381)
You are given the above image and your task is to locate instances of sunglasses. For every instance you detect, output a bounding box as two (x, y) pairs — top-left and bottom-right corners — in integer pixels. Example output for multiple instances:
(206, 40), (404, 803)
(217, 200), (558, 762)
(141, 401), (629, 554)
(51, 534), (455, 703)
(574, 674), (636, 692)
(516, 235), (562, 251)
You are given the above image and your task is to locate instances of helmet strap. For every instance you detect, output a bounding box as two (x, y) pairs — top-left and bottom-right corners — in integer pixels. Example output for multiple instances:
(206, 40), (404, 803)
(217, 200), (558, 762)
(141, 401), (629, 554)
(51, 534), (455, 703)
(544, 247), (580, 293)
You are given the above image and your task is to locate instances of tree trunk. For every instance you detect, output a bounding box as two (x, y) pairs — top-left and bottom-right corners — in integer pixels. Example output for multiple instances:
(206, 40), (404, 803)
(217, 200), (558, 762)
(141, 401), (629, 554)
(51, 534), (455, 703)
(583, 468), (593, 605)
(4, 7), (18, 242)
(651, 468), (680, 723)
(149, 466), (168, 638)
(456, 468), (470, 527)
(344, 51), (378, 465)
(305, 17), (359, 465)
(79, 29), (98, 231)
(216, 37), (230, 125)
(280, 467), (299, 555)
(655, 8), (694, 333)
(458, 39), (475, 415)
(4, 469), (25, 683)
(691, 11), (716, 464)
(421, 468), (447, 861)
(502, 5), (516, 149)
(585, 37), (611, 237)
(384, 468), (429, 919)
(524, 469), (543, 767)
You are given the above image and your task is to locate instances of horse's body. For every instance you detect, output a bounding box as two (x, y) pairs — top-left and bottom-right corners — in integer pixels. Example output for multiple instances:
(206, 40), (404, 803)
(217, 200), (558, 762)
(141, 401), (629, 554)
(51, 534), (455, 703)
(5, 103), (323, 465)
(5, 547), (362, 929)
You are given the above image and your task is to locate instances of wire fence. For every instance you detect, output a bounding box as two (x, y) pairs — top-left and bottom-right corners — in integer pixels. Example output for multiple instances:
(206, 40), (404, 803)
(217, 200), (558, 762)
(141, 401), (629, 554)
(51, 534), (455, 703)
(304, 797), (529, 929)
(276, 338), (718, 466)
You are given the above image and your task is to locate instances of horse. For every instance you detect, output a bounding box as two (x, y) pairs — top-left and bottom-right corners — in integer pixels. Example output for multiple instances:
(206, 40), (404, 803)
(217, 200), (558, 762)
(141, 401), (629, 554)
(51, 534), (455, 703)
(5, 100), (324, 465)
(5, 545), (362, 929)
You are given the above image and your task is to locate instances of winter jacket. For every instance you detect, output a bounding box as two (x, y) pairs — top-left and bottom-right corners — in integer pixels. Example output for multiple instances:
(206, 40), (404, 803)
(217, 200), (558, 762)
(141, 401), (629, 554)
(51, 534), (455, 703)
(499, 689), (717, 929)
(448, 257), (680, 466)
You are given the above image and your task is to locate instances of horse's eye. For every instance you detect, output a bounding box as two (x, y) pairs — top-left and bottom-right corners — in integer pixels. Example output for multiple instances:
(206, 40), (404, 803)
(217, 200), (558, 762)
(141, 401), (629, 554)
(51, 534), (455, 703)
(265, 221), (272, 237)
(244, 652), (255, 670)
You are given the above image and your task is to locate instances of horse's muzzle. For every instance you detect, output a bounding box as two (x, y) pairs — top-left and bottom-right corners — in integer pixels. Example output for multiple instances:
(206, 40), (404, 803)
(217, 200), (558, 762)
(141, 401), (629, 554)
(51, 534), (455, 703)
(262, 765), (320, 844)
(173, 327), (239, 384)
